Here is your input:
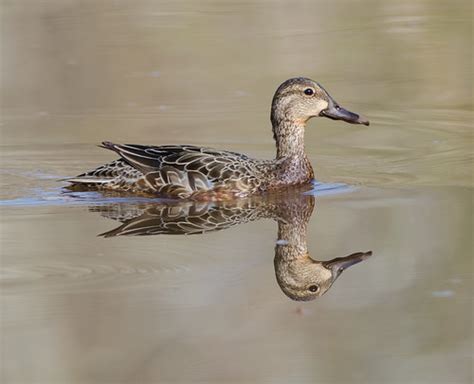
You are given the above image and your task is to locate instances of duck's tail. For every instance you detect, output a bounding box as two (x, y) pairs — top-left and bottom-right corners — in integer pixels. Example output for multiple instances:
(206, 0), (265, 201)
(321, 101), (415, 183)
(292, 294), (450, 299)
(61, 158), (134, 185)
(61, 176), (115, 184)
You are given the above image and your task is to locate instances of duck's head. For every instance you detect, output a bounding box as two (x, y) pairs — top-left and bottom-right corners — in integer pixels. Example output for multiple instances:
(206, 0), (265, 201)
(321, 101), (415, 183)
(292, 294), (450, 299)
(271, 77), (369, 126)
(274, 251), (372, 301)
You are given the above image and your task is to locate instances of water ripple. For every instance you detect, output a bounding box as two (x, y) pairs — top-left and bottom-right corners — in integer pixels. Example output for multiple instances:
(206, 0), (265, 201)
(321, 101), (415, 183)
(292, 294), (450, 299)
(1, 262), (192, 294)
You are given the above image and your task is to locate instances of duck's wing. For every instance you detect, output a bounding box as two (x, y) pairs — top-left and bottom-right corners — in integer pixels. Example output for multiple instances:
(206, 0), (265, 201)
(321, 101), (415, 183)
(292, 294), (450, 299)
(100, 142), (261, 196)
(101, 141), (250, 172)
(65, 143), (217, 186)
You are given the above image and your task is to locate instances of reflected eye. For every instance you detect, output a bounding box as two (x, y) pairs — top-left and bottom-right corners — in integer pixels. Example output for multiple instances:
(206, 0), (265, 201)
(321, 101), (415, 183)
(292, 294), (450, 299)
(308, 285), (319, 293)
(304, 88), (314, 96)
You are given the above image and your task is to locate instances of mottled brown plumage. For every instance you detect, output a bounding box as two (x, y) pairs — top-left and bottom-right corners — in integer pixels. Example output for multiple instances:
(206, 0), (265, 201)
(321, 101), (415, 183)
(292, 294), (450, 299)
(66, 77), (369, 200)
(91, 193), (372, 301)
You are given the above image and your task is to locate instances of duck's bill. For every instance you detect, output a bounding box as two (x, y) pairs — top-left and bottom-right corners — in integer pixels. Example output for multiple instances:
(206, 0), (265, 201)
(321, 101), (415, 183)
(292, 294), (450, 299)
(320, 103), (370, 126)
(323, 251), (373, 278)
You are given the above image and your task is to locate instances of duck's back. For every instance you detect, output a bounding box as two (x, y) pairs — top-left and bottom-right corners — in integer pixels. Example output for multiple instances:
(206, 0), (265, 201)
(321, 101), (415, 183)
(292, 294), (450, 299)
(67, 142), (268, 199)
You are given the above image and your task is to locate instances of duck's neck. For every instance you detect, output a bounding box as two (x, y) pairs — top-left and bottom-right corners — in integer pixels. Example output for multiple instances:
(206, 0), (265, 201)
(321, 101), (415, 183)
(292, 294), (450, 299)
(272, 118), (307, 159)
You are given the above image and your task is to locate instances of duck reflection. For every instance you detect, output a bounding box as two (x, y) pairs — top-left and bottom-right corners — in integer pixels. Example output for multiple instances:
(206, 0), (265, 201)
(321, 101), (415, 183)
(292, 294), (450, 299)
(90, 193), (372, 301)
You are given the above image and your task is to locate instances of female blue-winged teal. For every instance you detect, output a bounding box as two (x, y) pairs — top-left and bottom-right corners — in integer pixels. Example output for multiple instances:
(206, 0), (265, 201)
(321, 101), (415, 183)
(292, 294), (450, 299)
(66, 77), (369, 200)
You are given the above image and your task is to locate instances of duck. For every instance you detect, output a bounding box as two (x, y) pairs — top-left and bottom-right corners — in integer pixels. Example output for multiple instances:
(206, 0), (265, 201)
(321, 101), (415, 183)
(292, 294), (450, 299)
(66, 77), (369, 200)
(90, 192), (372, 301)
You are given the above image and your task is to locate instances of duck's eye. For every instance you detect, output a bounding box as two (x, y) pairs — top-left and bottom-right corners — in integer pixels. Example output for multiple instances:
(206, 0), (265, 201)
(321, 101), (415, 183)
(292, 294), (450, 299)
(304, 88), (314, 96)
(308, 285), (319, 293)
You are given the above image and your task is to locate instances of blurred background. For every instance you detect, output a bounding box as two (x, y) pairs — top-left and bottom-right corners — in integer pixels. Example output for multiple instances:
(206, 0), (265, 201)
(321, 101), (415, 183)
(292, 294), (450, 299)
(1, 1), (472, 383)
(1, 0), (472, 189)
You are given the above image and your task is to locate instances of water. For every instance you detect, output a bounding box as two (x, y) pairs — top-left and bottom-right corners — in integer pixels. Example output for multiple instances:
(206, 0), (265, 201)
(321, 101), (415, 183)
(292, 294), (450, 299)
(1, 1), (472, 383)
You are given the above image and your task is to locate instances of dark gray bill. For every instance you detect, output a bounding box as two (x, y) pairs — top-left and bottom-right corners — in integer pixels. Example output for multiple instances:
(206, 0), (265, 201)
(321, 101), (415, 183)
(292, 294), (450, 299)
(317, 83), (370, 125)
(323, 251), (373, 278)
(320, 103), (370, 125)
(320, 104), (370, 126)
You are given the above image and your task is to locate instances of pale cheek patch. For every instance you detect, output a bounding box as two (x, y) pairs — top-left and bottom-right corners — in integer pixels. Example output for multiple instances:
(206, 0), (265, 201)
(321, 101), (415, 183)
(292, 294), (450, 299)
(299, 99), (328, 123)
(314, 99), (328, 115)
